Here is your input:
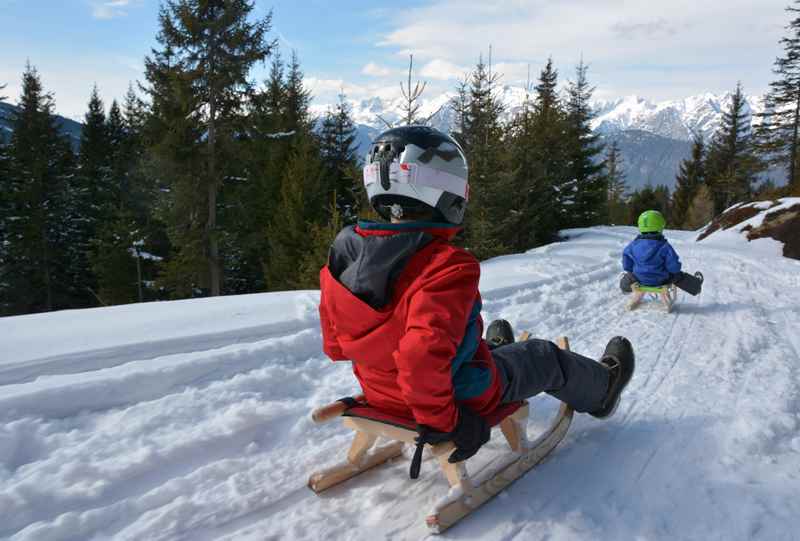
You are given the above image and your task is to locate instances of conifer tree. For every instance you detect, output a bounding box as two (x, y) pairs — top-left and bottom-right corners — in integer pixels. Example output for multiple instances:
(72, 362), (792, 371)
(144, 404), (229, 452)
(565, 61), (606, 226)
(453, 55), (510, 259)
(286, 50), (312, 133)
(263, 133), (325, 290)
(145, 0), (274, 296)
(756, 1), (800, 195)
(627, 184), (670, 225)
(74, 86), (114, 303)
(606, 140), (629, 225)
(684, 184), (715, 229)
(671, 135), (706, 229)
(706, 83), (763, 214)
(319, 92), (360, 223)
(526, 58), (570, 243)
(1, 65), (75, 314)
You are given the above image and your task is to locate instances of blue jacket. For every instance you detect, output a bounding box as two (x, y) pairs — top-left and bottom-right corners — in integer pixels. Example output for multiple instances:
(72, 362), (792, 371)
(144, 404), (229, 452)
(622, 233), (682, 286)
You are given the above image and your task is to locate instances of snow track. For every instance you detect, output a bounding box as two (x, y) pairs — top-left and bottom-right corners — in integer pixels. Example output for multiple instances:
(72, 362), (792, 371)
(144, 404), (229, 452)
(1, 227), (799, 540)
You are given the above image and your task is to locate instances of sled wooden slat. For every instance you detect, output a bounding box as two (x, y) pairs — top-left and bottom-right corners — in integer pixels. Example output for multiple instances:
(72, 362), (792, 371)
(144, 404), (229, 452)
(307, 440), (405, 493)
(426, 402), (573, 533)
(425, 336), (574, 534)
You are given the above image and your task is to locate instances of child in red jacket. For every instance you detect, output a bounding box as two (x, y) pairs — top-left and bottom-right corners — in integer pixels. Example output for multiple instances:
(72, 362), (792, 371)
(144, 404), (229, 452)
(319, 126), (634, 464)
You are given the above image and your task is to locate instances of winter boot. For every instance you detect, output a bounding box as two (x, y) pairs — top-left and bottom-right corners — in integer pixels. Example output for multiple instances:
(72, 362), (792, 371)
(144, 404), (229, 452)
(486, 319), (515, 349)
(591, 336), (635, 419)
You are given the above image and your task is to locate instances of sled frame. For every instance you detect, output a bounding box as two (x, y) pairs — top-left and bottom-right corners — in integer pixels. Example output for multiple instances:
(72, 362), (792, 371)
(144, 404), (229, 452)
(308, 336), (575, 534)
(627, 283), (677, 313)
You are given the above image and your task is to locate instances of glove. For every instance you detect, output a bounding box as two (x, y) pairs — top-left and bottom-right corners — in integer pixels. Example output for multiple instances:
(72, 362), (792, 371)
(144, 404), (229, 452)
(409, 405), (490, 479)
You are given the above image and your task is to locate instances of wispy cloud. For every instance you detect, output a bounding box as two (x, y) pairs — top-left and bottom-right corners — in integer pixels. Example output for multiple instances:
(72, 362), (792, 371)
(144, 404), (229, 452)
(91, 0), (135, 20)
(419, 59), (467, 81)
(362, 62), (393, 77)
(375, 0), (787, 100)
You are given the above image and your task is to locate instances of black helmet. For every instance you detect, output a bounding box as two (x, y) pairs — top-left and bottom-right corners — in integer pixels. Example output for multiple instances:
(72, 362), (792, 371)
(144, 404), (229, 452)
(363, 126), (469, 224)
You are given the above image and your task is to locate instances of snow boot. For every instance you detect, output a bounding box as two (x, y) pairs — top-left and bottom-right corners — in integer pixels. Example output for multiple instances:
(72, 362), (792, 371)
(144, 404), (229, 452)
(674, 271), (703, 296)
(591, 336), (635, 419)
(486, 319), (515, 349)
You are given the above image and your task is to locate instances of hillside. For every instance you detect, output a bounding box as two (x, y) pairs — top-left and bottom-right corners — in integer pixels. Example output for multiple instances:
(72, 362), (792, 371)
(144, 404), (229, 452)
(1, 225), (799, 540)
(0, 101), (82, 148)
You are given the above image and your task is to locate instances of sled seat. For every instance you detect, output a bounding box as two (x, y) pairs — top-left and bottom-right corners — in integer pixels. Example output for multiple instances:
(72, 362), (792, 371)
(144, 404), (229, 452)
(632, 283), (670, 293)
(342, 401), (525, 432)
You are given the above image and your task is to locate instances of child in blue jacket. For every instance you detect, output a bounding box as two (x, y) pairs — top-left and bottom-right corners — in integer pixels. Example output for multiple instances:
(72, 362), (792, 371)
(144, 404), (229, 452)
(620, 210), (703, 296)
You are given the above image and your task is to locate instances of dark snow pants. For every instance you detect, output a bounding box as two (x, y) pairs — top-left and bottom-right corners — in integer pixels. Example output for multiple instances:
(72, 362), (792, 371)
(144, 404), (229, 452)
(492, 339), (609, 413)
(619, 271), (703, 296)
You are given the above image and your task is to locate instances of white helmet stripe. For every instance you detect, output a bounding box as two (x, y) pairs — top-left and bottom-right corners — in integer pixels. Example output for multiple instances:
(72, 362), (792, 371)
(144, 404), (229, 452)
(364, 162), (468, 200)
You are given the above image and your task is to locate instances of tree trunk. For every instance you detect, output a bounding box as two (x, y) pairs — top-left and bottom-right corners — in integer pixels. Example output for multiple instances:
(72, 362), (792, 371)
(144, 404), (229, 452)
(791, 90), (800, 190)
(207, 100), (220, 296)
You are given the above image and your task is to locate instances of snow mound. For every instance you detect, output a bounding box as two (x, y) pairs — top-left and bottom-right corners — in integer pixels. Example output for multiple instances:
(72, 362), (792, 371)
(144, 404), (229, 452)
(697, 197), (800, 259)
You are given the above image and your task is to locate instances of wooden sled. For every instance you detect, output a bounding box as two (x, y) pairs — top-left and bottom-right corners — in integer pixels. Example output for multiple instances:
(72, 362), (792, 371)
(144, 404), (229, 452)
(308, 336), (575, 534)
(627, 283), (677, 313)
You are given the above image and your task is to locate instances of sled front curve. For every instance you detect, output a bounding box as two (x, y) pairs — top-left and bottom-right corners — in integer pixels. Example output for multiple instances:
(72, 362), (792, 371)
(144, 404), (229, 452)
(307, 336), (575, 534)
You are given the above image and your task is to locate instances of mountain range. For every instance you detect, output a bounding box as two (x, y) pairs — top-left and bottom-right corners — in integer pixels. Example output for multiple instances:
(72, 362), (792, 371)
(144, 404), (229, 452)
(313, 89), (771, 192)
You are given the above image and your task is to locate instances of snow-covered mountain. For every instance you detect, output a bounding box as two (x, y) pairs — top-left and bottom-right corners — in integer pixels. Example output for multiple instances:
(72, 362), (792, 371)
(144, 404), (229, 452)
(316, 89), (767, 191)
(316, 89), (763, 143)
(592, 92), (764, 141)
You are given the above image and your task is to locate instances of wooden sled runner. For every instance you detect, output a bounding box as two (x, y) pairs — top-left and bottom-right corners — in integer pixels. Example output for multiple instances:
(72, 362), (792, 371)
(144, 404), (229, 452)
(627, 283), (677, 313)
(308, 336), (575, 534)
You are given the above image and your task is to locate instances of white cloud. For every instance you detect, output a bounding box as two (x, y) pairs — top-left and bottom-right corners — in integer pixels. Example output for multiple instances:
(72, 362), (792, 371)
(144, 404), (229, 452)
(92, 0), (134, 20)
(376, 0), (787, 100)
(361, 62), (392, 77)
(419, 59), (467, 81)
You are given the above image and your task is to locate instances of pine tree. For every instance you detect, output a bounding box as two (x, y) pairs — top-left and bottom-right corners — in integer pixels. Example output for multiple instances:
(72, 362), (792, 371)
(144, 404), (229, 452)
(525, 58), (570, 244)
(606, 140), (629, 225)
(145, 0), (274, 297)
(263, 133), (325, 290)
(684, 184), (715, 230)
(1, 65), (76, 314)
(756, 1), (800, 195)
(565, 60), (606, 226)
(627, 184), (670, 225)
(671, 135), (706, 229)
(74, 86), (114, 304)
(319, 92), (360, 223)
(706, 83), (763, 214)
(286, 50), (311, 133)
(453, 55), (511, 259)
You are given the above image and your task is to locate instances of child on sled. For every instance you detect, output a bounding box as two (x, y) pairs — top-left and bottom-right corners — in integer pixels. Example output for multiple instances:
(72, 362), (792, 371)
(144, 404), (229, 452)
(620, 210), (704, 296)
(319, 126), (635, 466)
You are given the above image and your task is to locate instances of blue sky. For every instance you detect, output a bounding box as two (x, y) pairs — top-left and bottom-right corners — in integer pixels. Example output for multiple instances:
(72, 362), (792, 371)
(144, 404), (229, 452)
(0, 0), (790, 120)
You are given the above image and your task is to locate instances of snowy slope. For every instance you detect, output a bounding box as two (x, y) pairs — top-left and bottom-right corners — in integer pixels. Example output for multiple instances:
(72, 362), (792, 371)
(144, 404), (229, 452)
(2, 227), (800, 540)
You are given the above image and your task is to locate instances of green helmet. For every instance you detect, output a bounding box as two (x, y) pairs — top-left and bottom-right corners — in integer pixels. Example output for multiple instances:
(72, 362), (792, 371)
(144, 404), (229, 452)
(638, 210), (666, 233)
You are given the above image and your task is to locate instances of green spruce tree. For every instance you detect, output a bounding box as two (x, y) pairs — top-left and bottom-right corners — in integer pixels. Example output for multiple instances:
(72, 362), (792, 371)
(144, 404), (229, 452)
(145, 0), (274, 297)
(319, 92), (360, 223)
(1, 65), (76, 314)
(756, 0), (800, 195)
(453, 55), (511, 259)
(565, 60), (606, 227)
(706, 83), (763, 214)
(606, 140), (629, 225)
(671, 135), (706, 229)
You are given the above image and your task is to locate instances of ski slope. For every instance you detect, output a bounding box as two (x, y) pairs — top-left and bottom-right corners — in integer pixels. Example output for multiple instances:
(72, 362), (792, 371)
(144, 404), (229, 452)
(2, 226), (800, 541)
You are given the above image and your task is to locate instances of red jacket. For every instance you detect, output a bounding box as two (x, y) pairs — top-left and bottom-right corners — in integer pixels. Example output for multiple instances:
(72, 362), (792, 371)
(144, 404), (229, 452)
(319, 221), (503, 432)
